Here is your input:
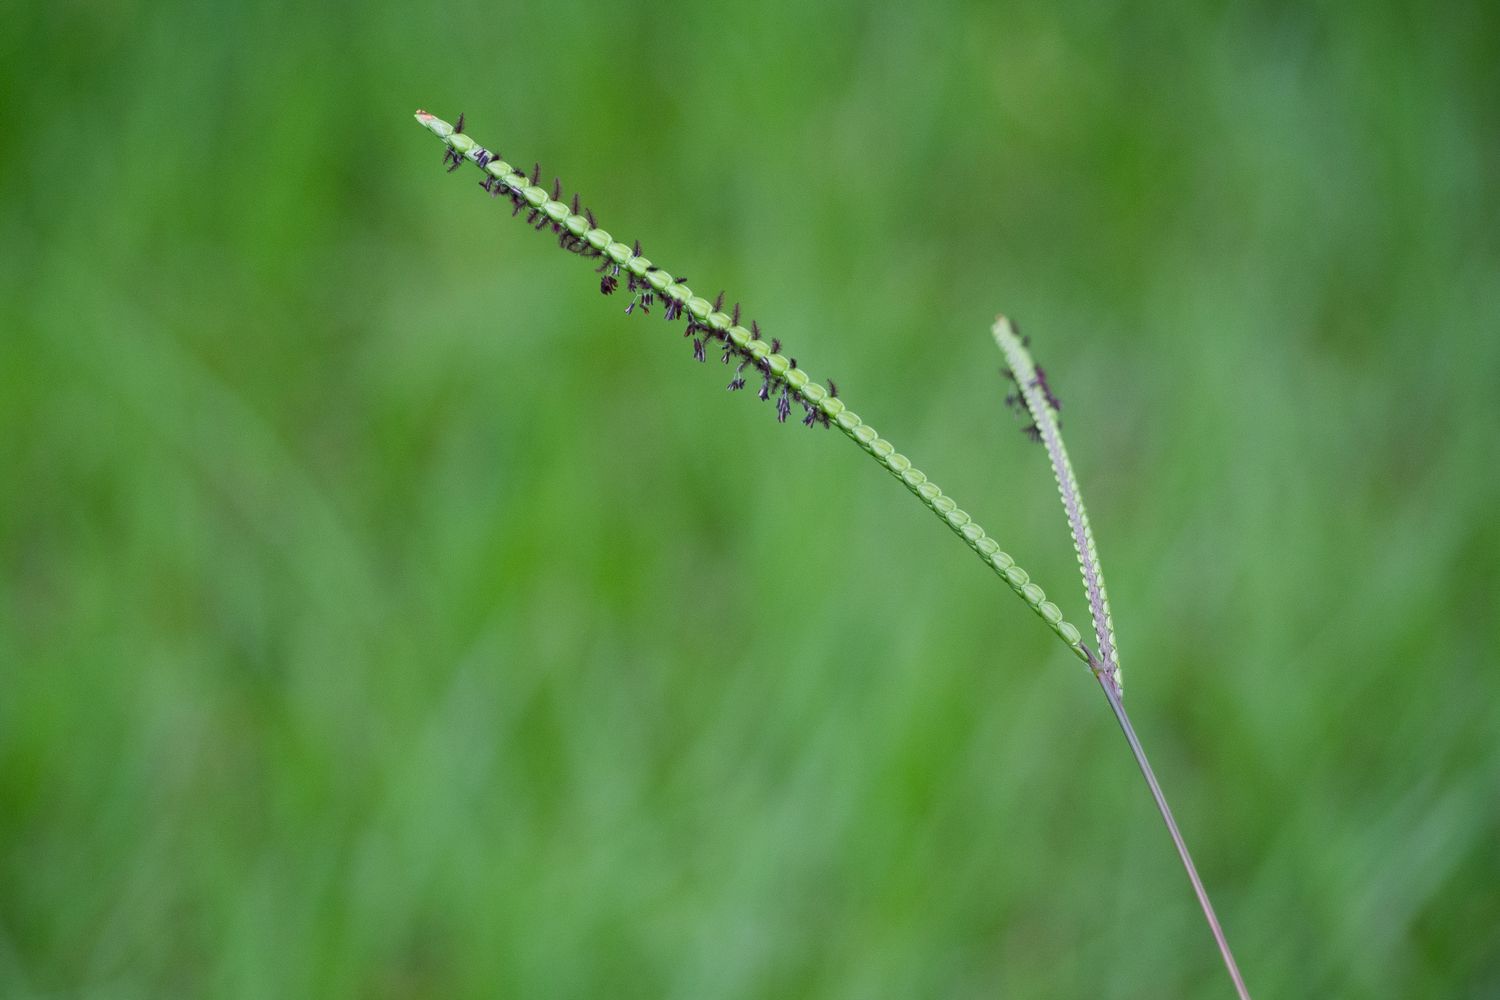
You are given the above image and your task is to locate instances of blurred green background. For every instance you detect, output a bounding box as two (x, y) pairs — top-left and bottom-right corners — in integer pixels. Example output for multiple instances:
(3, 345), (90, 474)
(3, 0), (1498, 996)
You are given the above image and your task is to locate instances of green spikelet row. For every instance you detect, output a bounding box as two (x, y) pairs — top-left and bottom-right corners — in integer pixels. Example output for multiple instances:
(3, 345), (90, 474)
(993, 317), (1122, 690)
(414, 110), (1089, 664)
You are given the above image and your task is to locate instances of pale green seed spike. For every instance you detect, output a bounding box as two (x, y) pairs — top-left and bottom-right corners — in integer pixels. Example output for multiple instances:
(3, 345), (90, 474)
(825, 405), (1086, 658)
(992, 316), (1122, 692)
(411, 110), (1090, 665)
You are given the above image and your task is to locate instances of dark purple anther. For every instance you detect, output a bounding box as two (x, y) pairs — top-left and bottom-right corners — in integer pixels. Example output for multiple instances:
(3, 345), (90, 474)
(1031, 366), (1063, 411)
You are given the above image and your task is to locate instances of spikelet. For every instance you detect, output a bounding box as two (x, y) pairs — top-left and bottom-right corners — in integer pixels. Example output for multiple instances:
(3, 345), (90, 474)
(993, 317), (1121, 694)
(413, 109), (1091, 661)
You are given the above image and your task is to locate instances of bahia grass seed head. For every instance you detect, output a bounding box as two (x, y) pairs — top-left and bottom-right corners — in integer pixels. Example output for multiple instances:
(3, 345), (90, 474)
(412, 109), (1091, 661)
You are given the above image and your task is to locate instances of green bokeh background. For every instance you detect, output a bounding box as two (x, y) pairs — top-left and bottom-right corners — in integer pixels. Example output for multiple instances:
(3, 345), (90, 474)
(4, 1), (1497, 996)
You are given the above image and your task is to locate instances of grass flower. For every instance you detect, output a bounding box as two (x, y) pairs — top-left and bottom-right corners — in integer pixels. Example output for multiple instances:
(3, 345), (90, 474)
(411, 109), (1251, 998)
(414, 109), (1091, 662)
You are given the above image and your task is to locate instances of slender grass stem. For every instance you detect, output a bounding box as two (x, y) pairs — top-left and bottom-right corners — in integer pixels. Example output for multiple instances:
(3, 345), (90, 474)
(1091, 655), (1252, 999)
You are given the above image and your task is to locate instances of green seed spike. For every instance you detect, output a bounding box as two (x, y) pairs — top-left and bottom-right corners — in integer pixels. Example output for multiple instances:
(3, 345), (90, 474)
(412, 109), (1088, 665)
(992, 316), (1122, 693)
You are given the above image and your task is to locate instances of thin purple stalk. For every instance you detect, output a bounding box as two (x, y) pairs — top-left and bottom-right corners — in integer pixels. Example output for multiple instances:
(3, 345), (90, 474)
(1090, 651), (1251, 999)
